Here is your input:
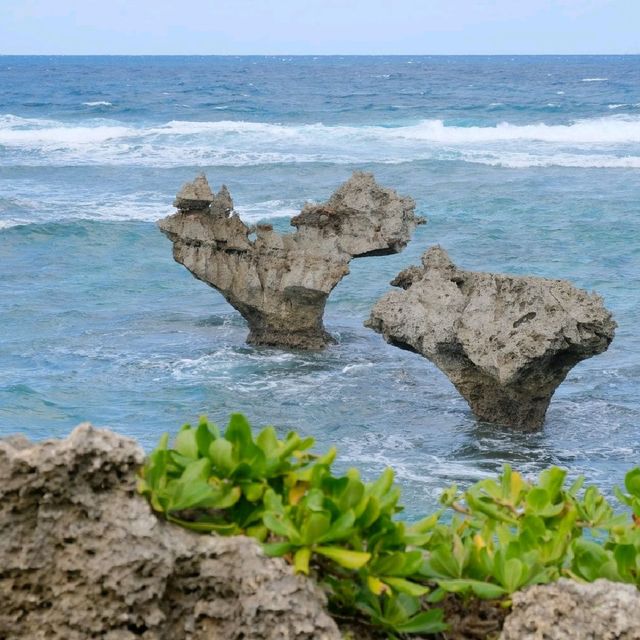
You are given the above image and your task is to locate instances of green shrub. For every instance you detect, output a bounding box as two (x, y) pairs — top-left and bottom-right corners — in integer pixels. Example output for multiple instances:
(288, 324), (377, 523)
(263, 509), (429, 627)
(138, 413), (640, 638)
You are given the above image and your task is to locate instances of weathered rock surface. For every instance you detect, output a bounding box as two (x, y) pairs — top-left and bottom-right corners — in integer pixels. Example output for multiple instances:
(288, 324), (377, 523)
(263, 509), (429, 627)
(500, 579), (640, 639)
(0, 425), (340, 640)
(366, 246), (616, 429)
(159, 172), (423, 349)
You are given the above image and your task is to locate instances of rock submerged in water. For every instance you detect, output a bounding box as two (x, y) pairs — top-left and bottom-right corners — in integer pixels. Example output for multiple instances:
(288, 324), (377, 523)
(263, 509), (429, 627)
(366, 246), (616, 429)
(159, 172), (423, 349)
(0, 425), (340, 640)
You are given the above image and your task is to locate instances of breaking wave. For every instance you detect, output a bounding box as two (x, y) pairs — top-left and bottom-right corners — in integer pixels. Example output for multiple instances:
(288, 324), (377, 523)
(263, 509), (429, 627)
(1, 113), (639, 169)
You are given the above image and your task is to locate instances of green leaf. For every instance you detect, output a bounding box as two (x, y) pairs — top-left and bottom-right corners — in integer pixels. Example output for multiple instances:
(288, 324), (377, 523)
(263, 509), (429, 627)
(469, 581), (507, 599)
(263, 512), (301, 543)
(357, 496), (382, 529)
(194, 420), (215, 458)
(301, 512), (332, 545)
(538, 467), (567, 502)
(339, 476), (365, 511)
(438, 579), (507, 599)
(568, 475), (585, 497)
(614, 544), (637, 579)
(242, 481), (265, 502)
(466, 491), (517, 524)
(624, 468), (640, 499)
(368, 467), (395, 500)
(294, 547), (312, 574)
(425, 545), (462, 579)
(209, 438), (235, 476)
(502, 557), (526, 593)
(394, 609), (449, 634)
(279, 433), (304, 459)
(262, 542), (294, 557)
(572, 539), (616, 582)
(142, 441), (169, 491)
(382, 577), (429, 597)
(315, 546), (371, 569)
(526, 487), (550, 512)
(319, 510), (356, 543)
(180, 457), (211, 484)
(174, 427), (198, 459)
(408, 512), (440, 534)
(372, 551), (423, 577)
(168, 480), (240, 512)
(225, 413), (254, 448)
(256, 425), (278, 452)
(167, 515), (239, 535)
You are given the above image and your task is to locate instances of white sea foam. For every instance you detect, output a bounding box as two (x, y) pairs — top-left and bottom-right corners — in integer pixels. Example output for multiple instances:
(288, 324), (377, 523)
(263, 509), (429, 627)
(0, 189), (302, 227)
(581, 77), (608, 82)
(0, 219), (28, 229)
(82, 101), (113, 107)
(236, 199), (302, 222)
(463, 152), (640, 169)
(1, 113), (639, 169)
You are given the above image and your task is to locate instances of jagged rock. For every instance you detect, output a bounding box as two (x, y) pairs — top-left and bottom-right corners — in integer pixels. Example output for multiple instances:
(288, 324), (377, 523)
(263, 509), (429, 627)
(0, 425), (340, 640)
(173, 173), (214, 211)
(366, 246), (616, 429)
(500, 579), (640, 639)
(159, 172), (423, 349)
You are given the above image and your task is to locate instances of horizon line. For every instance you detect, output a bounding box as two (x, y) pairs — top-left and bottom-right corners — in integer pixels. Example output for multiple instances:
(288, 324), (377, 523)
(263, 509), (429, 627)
(1, 52), (639, 57)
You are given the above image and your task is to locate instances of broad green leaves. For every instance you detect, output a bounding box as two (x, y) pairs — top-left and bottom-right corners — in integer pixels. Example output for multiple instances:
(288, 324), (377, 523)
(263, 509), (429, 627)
(139, 416), (640, 638)
(424, 465), (640, 599)
(139, 414), (445, 637)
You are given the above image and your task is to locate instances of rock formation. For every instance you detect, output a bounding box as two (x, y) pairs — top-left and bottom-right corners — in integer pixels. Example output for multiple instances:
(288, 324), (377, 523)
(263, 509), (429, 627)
(366, 246), (616, 429)
(0, 425), (340, 640)
(159, 172), (423, 349)
(500, 579), (640, 640)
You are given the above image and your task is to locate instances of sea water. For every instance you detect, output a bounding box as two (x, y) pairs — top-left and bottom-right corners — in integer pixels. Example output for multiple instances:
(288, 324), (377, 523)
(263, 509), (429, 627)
(1, 56), (639, 515)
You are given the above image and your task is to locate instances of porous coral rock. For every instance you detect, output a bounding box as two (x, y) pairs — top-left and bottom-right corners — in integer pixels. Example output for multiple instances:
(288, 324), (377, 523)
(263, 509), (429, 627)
(500, 579), (640, 639)
(159, 172), (423, 349)
(0, 425), (340, 640)
(366, 246), (616, 429)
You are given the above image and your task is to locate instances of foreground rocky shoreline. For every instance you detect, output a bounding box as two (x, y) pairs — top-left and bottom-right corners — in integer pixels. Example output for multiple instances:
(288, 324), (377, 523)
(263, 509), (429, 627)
(2, 425), (639, 639)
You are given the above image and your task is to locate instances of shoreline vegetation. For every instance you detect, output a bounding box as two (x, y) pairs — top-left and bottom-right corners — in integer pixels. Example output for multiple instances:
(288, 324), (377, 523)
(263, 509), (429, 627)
(139, 413), (640, 638)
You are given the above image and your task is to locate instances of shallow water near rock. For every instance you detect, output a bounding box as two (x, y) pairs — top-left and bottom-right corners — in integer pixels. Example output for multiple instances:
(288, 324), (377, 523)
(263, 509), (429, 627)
(1, 56), (639, 517)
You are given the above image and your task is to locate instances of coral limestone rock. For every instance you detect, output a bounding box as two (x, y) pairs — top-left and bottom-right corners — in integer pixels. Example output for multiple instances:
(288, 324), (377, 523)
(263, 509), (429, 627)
(500, 579), (640, 640)
(366, 246), (616, 429)
(0, 425), (340, 640)
(159, 172), (423, 349)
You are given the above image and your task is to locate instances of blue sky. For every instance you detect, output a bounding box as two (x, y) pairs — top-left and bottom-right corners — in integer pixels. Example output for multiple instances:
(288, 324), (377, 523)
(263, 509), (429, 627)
(1, 0), (639, 55)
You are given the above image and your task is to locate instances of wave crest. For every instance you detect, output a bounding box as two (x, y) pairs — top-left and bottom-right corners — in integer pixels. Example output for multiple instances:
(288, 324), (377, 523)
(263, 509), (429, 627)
(1, 113), (639, 168)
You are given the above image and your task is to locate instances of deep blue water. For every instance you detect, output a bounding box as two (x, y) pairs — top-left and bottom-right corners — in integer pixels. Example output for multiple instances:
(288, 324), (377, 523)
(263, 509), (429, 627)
(1, 56), (639, 515)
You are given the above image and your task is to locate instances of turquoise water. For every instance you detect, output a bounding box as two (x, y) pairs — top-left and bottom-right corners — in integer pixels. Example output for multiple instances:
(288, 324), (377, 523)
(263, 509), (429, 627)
(1, 56), (639, 515)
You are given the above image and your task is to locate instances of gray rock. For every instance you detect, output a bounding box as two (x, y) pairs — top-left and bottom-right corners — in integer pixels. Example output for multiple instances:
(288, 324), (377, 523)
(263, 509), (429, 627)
(366, 246), (616, 429)
(500, 579), (640, 639)
(0, 424), (340, 640)
(159, 172), (423, 349)
(173, 172), (214, 211)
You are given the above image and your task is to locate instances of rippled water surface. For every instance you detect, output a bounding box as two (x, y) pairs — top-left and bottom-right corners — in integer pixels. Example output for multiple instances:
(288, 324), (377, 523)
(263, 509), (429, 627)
(1, 56), (639, 515)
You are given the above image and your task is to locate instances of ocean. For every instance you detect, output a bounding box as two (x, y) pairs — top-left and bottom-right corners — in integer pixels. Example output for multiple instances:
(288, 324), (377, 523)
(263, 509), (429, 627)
(1, 55), (638, 515)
